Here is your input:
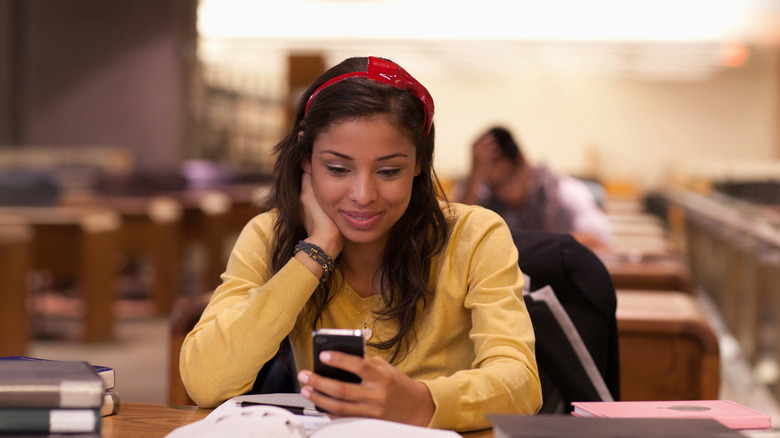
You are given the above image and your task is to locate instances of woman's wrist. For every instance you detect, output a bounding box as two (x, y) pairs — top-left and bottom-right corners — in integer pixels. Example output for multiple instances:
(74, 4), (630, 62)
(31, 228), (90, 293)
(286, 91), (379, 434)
(294, 240), (336, 283)
(295, 251), (325, 281)
(304, 235), (342, 261)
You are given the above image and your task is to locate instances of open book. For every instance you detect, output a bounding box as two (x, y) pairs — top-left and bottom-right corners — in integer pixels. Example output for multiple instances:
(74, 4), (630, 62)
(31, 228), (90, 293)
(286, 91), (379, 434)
(165, 394), (459, 438)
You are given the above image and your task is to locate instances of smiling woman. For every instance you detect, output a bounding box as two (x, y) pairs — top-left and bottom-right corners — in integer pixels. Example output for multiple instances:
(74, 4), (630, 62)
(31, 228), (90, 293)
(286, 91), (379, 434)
(178, 56), (542, 432)
(303, 117), (418, 247)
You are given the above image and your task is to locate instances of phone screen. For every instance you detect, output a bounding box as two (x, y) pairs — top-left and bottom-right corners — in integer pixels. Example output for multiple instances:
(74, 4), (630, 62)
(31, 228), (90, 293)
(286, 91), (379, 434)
(312, 328), (364, 383)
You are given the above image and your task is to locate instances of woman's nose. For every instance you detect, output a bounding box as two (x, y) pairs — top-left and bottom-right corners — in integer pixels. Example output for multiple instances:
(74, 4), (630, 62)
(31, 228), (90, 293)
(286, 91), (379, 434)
(349, 174), (378, 205)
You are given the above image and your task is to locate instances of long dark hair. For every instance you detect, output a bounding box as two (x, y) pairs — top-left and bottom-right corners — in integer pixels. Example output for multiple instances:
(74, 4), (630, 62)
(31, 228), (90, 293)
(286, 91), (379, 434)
(261, 57), (449, 362)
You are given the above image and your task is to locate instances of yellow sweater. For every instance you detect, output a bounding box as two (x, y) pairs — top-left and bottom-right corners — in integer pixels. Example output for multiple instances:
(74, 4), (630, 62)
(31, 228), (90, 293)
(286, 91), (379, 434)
(180, 202), (541, 431)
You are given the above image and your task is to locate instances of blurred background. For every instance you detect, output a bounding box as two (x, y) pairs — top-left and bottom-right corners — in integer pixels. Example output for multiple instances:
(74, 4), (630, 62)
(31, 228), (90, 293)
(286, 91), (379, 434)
(3, 0), (780, 189)
(2, 0), (780, 422)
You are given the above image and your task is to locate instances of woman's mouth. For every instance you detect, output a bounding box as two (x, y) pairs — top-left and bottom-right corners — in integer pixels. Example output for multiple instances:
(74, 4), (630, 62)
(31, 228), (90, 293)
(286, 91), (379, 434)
(341, 211), (382, 229)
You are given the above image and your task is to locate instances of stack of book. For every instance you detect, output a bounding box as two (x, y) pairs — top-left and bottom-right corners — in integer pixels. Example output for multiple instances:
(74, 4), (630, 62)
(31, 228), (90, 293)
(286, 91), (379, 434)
(0, 357), (118, 435)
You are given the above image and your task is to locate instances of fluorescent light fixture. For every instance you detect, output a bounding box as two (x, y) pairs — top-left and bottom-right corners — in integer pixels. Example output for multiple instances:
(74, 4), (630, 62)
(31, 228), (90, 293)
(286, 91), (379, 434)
(198, 0), (762, 43)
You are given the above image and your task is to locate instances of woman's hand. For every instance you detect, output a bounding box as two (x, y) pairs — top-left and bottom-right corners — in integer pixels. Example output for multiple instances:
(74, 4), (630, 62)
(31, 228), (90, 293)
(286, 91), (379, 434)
(300, 170), (343, 259)
(298, 351), (435, 427)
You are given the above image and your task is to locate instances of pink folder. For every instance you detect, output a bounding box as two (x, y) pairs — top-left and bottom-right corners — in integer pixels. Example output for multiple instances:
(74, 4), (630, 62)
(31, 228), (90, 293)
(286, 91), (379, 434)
(571, 400), (771, 430)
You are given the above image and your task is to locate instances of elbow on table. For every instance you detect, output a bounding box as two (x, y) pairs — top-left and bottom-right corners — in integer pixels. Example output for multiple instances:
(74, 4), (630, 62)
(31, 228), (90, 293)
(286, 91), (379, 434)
(528, 381), (543, 414)
(179, 366), (224, 408)
(179, 350), (236, 408)
(180, 369), (242, 408)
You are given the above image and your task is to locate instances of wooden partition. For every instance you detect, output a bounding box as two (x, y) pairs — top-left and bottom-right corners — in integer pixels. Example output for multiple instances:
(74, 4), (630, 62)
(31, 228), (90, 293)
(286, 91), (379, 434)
(666, 188), (780, 393)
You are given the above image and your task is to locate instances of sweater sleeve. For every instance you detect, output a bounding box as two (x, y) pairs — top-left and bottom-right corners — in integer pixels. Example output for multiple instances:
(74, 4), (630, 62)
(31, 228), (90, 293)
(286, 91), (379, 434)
(179, 212), (319, 407)
(421, 205), (542, 431)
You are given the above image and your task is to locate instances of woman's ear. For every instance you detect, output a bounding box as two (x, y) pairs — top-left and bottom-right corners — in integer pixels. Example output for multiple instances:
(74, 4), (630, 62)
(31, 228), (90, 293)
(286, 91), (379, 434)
(299, 131), (313, 173)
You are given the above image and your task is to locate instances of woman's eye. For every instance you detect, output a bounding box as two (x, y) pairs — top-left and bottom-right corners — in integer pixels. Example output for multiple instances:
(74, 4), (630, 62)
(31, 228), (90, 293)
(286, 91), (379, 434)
(378, 168), (401, 177)
(326, 166), (349, 176)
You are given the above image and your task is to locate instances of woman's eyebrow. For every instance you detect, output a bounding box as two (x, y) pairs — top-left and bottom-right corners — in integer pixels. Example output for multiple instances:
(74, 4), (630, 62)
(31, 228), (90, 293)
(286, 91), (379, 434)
(320, 150), (352, 160)
(320, 150), (410, 161)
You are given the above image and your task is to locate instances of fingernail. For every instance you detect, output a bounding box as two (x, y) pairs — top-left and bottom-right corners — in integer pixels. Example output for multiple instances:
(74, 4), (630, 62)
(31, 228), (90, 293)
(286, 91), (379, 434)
(319, 351), (332, 362)
(298, 371), (309, 384)
(301, 387), (311, 398)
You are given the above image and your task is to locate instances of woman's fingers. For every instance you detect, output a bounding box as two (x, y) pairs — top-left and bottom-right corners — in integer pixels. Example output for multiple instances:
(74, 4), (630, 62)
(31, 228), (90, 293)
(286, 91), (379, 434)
(298, 351), (433, 425)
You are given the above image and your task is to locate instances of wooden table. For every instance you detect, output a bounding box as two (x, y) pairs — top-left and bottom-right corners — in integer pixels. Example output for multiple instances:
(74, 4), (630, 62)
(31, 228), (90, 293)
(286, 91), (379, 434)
(102, 403), (493, 437)
(101, 403), (208, 437)
(62, 193), (184, 314)
(598, 252), (694, 293)
(0, 206), (122, 342)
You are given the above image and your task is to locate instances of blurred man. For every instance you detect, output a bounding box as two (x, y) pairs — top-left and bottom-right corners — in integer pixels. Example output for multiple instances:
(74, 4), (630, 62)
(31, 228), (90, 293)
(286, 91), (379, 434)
(458, 126), (613, 250)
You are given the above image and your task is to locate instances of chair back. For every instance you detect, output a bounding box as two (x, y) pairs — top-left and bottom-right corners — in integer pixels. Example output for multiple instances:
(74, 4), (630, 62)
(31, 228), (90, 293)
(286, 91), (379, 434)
(513, 230), (620, 413)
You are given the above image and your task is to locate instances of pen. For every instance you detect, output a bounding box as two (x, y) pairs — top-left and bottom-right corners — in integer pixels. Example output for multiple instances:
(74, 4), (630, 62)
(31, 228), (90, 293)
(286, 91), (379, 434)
(236, 401), (326, 416)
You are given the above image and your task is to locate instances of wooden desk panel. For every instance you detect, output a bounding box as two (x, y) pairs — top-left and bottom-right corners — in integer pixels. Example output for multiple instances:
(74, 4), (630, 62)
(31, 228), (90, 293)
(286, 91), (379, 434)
(616, 290), (719, 401)
(0, 223), (33, 356)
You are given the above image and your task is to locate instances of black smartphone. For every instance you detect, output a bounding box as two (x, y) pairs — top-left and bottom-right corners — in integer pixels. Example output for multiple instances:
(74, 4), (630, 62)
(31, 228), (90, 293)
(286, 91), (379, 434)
(312, 328), (364, 383)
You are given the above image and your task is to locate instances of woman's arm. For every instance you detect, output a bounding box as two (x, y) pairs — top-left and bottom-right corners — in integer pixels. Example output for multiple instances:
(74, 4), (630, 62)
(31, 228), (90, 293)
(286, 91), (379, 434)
(179, 213), (320, 407)
(181, 171), (344, 408)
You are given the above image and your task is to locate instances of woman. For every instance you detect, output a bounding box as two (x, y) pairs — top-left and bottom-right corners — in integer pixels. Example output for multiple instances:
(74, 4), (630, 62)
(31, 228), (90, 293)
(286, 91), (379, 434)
(180, 56), (541, 432)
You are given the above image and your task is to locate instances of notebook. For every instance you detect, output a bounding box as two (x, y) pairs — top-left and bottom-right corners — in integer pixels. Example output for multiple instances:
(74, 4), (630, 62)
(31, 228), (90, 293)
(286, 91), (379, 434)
(489, 414), (743, 438)
(571, 400), (771, 430)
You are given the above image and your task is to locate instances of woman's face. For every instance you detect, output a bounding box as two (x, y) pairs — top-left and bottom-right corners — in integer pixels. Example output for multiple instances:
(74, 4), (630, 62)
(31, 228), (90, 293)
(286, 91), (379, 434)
(304, 116), (420, 249)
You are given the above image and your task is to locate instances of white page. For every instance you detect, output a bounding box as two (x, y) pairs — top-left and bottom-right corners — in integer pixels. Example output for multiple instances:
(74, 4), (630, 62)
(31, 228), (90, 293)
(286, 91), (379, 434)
(312, 417), (460, 438)
(207, 394), (330, 433)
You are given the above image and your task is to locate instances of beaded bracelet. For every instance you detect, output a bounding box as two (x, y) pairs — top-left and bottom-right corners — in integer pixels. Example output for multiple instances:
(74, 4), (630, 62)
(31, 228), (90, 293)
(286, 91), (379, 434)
(294, 241), (335, 283)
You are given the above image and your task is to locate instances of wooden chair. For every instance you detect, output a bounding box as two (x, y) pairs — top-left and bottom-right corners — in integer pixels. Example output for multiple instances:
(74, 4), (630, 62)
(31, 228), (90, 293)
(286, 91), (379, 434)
(616, 290), (720, 401)
(169, 292), (213, 405)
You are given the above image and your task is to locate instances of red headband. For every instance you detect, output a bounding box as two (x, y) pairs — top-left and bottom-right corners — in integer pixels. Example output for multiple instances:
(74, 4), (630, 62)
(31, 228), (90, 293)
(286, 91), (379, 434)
(304, 57), (434, 135)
